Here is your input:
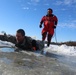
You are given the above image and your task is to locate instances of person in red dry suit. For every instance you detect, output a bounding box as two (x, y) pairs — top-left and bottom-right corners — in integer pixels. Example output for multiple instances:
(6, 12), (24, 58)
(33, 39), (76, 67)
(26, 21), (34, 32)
(39, 8), (58, 47)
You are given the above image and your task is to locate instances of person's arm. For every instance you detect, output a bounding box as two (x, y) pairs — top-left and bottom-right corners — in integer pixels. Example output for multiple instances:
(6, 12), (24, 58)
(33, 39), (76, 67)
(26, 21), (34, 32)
(39, 16), (45, 28)
(53, 15), (58, 29)
(15, 42), (32, 50)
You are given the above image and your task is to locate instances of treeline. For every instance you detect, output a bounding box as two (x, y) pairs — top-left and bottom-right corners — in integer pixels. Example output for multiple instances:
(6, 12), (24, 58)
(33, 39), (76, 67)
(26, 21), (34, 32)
(44, 41), (76, 46)
(0, 33), (16, 44)
(0, 33), (76, 46)
(60, 41), (76, 46)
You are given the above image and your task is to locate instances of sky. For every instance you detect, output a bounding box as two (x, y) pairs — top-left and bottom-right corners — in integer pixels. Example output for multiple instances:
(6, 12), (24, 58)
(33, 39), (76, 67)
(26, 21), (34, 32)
(0, 0), (76, 42)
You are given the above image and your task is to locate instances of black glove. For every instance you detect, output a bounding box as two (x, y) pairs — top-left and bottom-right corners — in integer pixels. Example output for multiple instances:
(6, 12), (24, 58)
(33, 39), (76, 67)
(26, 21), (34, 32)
(39, 24), (42, 28)
(53, 26), (56, 29)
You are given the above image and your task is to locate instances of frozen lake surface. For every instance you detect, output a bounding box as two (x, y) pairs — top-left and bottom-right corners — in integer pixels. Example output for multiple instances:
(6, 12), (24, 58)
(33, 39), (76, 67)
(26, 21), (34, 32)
(0, 40), (76, 75)
(0, 47), (76, 75)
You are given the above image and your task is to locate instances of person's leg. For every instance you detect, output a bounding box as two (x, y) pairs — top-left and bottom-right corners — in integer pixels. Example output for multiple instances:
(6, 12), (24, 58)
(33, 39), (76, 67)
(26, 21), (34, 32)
(42, 32), (47, 41)
(47, 34), (52, 47)
(47, 28), (54, 47)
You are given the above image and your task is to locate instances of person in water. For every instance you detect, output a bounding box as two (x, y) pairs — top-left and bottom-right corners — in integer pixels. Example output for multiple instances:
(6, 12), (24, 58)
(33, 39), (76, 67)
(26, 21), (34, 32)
(15, 29), (44, 51)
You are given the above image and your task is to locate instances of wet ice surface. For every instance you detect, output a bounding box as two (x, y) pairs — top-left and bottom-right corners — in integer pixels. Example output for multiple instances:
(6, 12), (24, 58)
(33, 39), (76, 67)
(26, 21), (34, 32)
(0, 48), (76, 75)
(0, 48), (14, 52)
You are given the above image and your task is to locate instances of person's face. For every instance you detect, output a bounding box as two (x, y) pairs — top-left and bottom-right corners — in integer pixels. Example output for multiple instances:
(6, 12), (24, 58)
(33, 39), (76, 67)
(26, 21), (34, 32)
(16, 32), (24, 43)
(47, 10), (52, 15)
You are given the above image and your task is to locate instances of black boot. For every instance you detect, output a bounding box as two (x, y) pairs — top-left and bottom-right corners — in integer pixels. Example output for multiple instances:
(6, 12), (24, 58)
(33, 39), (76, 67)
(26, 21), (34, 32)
(47, 42), (50, 47)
